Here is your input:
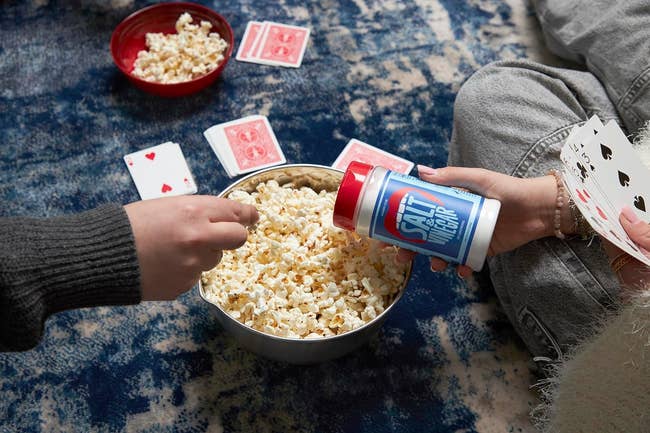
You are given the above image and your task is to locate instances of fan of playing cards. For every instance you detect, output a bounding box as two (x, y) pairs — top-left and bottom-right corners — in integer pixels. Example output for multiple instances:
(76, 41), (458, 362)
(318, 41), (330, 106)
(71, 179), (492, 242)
(560, 115), (650, 266)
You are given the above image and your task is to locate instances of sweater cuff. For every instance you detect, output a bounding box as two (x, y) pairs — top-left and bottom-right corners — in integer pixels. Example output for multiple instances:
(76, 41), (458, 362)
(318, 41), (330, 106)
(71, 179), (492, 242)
(1, 204), (141, 350)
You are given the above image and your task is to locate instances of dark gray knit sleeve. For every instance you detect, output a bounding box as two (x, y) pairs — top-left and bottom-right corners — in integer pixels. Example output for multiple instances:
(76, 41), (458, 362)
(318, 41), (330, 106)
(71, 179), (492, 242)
(0, 204), (141, 351)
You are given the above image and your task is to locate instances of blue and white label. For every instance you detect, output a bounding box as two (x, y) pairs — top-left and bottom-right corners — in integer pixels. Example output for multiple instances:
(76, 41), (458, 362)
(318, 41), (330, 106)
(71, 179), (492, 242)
(369, 171), (484, 264)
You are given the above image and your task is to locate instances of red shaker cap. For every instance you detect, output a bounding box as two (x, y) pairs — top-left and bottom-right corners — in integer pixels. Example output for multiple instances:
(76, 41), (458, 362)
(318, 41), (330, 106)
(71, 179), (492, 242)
(333, 161), (374, 231)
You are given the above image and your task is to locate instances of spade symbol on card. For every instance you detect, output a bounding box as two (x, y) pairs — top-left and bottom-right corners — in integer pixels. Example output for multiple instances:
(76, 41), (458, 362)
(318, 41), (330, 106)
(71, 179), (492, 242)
(618, 171), (630, 187)
(161, 183), (172, 193)
(577, 162), (588, 180)
(634, 195), (646, 212)
(600, 144), (613, 160)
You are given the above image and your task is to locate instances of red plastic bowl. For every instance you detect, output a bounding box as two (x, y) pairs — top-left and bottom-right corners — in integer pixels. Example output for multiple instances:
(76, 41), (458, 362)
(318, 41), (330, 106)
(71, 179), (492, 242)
(110, 2), (234, 97)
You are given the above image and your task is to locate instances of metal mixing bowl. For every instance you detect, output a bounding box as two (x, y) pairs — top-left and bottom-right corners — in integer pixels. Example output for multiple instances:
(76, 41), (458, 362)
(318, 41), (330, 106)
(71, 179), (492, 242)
(198, 164), (412, 364)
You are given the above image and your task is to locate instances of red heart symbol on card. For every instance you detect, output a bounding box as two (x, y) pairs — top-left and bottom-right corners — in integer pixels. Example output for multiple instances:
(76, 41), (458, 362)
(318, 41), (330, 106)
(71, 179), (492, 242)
(145, 152), (156, 160)
(596, 206), (607, 220)
(161, 183), (172, 193)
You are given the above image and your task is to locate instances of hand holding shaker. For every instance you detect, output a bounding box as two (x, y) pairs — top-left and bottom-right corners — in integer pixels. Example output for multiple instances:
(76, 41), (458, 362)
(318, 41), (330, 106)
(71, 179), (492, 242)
(333, 161), (501, 271)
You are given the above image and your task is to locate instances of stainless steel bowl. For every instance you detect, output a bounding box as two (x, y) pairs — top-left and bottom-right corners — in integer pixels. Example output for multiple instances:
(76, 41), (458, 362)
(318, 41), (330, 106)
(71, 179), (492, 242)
(198, 164), (412, 364)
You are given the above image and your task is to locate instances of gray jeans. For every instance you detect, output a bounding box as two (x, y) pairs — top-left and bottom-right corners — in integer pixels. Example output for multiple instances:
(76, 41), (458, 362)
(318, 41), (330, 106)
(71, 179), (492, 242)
(449, 0), (650, 363)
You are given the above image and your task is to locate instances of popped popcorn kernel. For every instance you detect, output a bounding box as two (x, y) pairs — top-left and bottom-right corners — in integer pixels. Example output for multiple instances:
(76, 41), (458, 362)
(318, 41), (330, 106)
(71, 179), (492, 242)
(132, 12), (228, 84)
(202, 180), (410, 338)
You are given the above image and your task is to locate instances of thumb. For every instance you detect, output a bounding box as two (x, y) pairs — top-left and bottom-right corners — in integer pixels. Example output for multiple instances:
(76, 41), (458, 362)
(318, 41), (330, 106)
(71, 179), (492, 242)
(416, 164), (494, 196)
(620, 206), (650, 253)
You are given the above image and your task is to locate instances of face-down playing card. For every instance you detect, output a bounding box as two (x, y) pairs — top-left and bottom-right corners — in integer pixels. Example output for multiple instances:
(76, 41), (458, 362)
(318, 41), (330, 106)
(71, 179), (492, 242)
(203, 115), (286, 177)
(236, 21), (263, 62)
(332, 139), (414, 174)
(252, 22), (310, 67)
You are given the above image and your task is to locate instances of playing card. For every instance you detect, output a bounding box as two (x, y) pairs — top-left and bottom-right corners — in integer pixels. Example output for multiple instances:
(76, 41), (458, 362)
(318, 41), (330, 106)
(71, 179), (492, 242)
(563, 166), (623, 244)
(561, 116), (621, 221)
(251, 22), (310, 68)
(249, 21), (268, 61)
(203, 115), (286, 177)
(332, 139), (414, 174)
(561, 162), (612, 227)
(562, 116), (603, 182)
(564, 167), (649, 263)
(561, 130), (619, 222)
(562, 129), (638, 249)
(235, 21), (264, 62)
(564, 115), (603, 159)
(565, 115), (604, 154)
(581, 120), (650, 223)
(124, 142), (197, 200)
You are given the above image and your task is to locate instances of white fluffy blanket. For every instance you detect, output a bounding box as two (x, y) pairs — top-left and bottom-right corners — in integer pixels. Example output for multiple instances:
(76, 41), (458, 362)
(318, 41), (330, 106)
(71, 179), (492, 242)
(538, 123), (650, 433)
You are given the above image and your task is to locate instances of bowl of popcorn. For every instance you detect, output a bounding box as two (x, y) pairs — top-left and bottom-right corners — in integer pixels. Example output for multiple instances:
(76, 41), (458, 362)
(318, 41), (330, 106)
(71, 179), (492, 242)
(110, 2), (233, 97)
(199, 164), (413, 364)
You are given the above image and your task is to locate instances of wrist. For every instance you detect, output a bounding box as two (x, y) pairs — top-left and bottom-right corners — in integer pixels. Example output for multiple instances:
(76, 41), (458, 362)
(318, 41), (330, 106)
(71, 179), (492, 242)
(539, 173), (575, 240)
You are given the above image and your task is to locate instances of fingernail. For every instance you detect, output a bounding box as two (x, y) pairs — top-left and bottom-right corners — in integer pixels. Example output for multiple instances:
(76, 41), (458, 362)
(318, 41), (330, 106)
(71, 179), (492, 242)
(621, 205), (640, 224)
(417, 165), (437, 176)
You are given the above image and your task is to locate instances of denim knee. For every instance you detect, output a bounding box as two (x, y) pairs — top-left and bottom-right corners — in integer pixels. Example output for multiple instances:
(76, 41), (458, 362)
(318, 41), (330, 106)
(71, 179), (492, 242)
(448, 60), (596, 174)
(448, 61), (535, 171)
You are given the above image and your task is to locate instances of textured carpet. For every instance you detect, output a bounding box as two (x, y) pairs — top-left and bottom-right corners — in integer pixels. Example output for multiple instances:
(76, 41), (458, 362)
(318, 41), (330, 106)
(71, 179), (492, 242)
(0, 0), (554, 431)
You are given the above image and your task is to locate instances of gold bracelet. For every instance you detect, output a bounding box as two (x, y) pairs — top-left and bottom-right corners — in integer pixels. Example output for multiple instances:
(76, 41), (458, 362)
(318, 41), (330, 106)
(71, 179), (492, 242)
(610, 253), (636, 274)
(547, 169), (566, 239)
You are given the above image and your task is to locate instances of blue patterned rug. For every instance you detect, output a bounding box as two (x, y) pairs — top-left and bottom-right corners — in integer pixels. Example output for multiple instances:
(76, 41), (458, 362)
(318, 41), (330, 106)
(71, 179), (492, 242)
(1, 1), (552, 431)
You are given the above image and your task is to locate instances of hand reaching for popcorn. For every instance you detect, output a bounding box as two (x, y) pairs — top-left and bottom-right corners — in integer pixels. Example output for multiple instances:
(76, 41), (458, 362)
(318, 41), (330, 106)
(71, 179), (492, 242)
(125, 195), (258, 301)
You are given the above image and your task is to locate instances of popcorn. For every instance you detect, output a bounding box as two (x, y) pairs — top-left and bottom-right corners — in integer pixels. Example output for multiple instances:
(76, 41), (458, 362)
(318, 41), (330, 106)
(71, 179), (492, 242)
(132, 12), (228, 84)
(201, 180), (410, 339)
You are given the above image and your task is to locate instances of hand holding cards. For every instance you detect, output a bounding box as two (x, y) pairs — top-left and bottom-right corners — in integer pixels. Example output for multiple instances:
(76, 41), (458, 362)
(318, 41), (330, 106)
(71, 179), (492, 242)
(560, 116), (650, 265)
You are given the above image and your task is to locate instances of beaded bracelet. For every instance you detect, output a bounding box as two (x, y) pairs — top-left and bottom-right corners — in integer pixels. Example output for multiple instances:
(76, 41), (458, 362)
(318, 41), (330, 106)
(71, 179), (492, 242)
(547, 169), (566, 239)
